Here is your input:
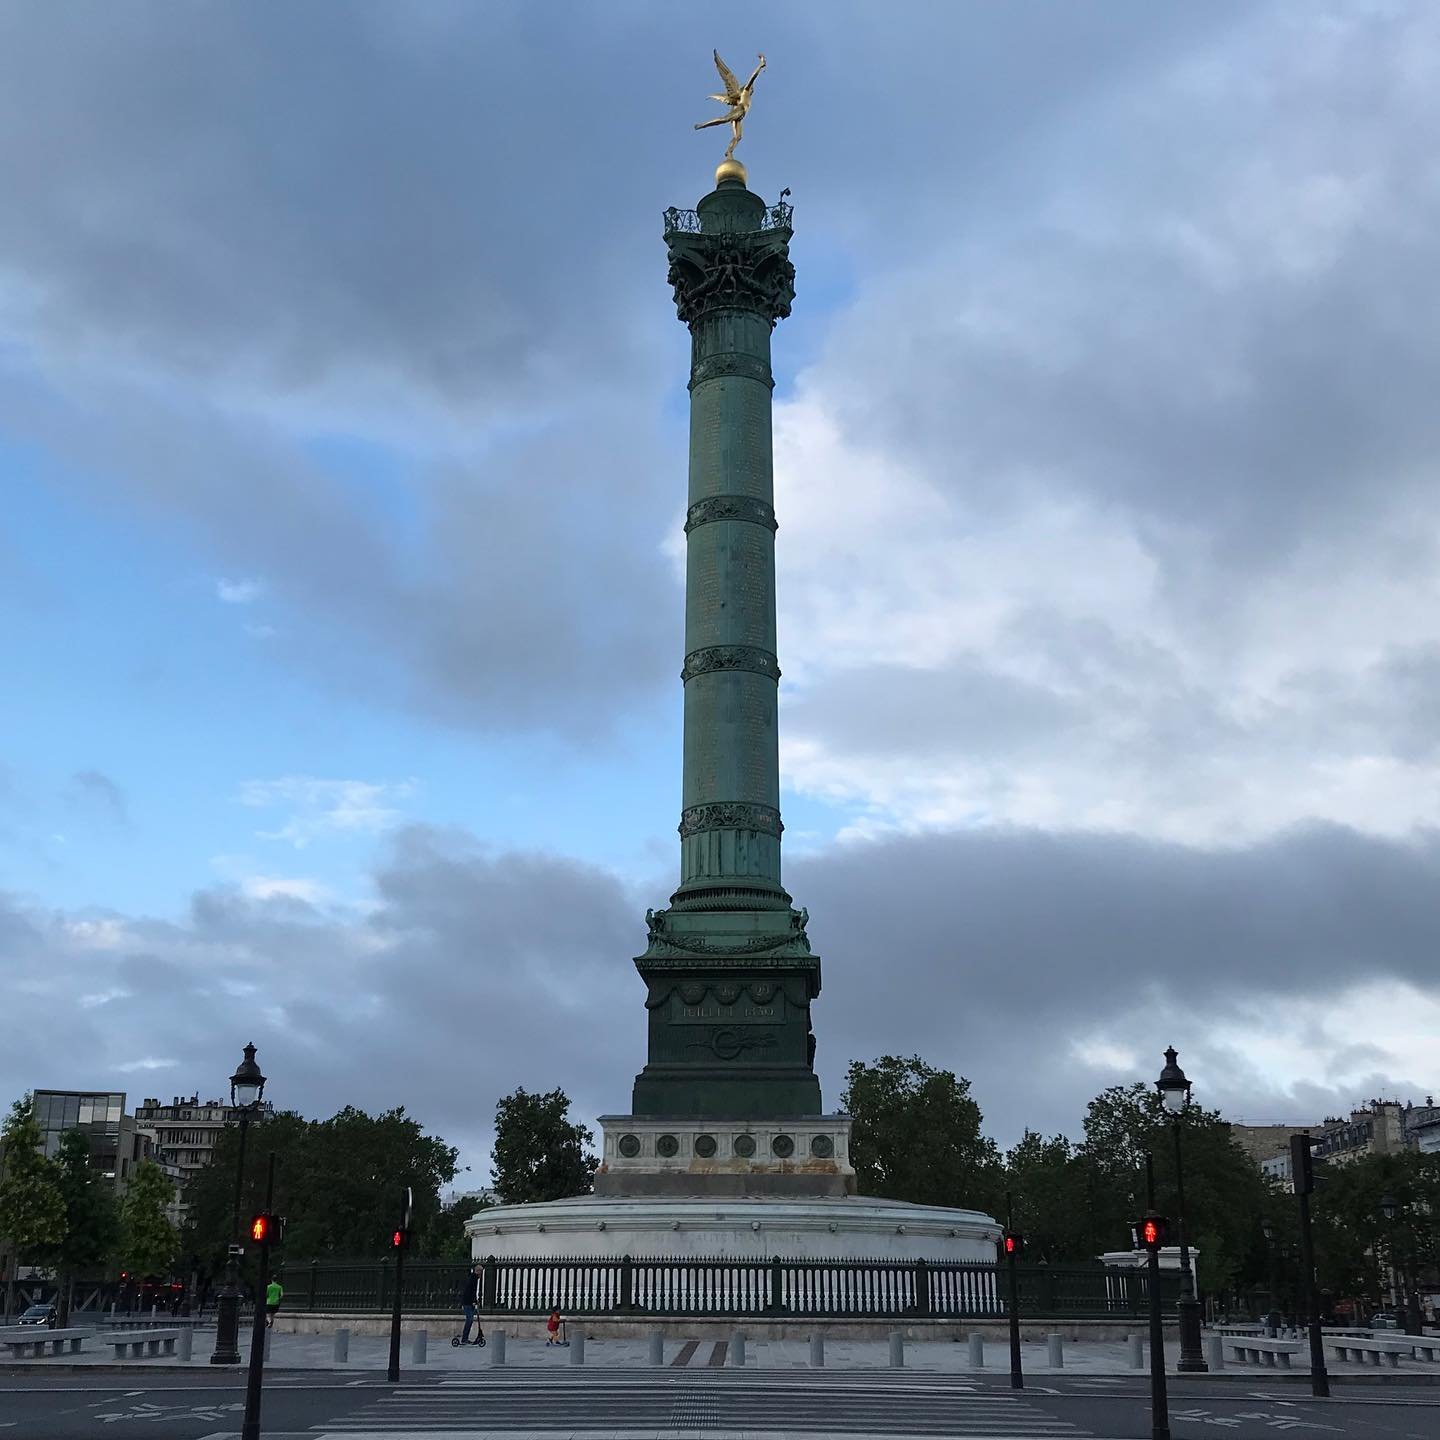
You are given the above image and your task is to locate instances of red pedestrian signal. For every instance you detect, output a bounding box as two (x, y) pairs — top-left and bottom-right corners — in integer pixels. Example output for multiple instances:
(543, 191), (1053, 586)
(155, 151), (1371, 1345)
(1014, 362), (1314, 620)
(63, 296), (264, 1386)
(1002, 1231), (1024, 1257)
(1137, 1214), (1168, 1250)
(249, 1213), (286, 1245)
(392, 1228), (407, 1249)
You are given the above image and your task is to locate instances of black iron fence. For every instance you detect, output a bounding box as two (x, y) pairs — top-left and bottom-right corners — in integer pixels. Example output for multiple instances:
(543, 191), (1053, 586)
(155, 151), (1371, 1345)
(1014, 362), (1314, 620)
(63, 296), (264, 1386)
(275, 1255), (1180, 1320)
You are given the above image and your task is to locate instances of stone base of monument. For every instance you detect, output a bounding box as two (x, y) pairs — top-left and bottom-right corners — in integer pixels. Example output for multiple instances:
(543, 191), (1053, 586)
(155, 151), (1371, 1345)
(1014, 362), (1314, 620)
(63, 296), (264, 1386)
(468, 1112), (999, 1263)
(592, 1113), (857, 1199)
(467, 1193), (999, 1263)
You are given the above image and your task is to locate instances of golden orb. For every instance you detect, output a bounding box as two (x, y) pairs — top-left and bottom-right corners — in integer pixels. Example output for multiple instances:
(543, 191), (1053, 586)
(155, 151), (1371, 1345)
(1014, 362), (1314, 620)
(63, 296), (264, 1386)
(715, 157), (748, 187)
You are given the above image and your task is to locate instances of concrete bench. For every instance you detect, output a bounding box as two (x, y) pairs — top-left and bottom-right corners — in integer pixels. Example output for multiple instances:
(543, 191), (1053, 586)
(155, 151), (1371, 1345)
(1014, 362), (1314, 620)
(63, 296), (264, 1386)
(0, 1328), (92, 1358)
(1329, 1336), (1429, 1367)
(1224, 1336), (1304, 1368)
(110, 1328), (180, 1359)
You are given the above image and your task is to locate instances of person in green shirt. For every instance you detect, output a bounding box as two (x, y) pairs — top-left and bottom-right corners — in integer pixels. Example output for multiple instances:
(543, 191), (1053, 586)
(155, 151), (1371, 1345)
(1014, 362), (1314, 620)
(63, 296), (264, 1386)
(265, 1278), (283, 1329)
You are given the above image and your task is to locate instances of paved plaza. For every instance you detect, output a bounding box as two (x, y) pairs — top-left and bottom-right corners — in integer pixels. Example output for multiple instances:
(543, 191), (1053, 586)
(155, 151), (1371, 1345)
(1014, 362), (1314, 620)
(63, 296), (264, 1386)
(3, 1324), (1438, 1379)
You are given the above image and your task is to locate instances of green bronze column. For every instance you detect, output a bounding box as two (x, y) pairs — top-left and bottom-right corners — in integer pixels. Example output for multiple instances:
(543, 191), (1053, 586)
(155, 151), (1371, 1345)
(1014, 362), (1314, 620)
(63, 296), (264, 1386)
(631, 159), (821, 1120)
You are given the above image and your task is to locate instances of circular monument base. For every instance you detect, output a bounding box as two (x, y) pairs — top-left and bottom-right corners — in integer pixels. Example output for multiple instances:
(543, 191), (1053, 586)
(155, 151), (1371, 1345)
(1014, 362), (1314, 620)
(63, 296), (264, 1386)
(468, 1192), (1000, 1262)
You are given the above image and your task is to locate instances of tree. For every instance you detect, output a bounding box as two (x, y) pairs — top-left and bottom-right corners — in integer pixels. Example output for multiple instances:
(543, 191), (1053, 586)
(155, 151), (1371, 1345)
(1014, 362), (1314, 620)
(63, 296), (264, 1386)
(1003, 1130), (1090, 1262)
(1312, 1150), (1440, 1324)
(427, 1192), (492, 1261)
(840, 1055), (1002, 1211)
(43, 1129), (120, 1325)
(0, 1096), (66, 1316)
(182, 1106), (461, 1266)
(490, 1088), (596, 1204)
(119, 1161), (178, 1280)
(1074, 1083), (1268, 1294)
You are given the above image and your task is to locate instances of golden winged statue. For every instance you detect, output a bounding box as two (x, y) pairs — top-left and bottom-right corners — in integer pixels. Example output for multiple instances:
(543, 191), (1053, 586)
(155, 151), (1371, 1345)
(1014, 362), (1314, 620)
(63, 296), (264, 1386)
(694, 51), (766, 161)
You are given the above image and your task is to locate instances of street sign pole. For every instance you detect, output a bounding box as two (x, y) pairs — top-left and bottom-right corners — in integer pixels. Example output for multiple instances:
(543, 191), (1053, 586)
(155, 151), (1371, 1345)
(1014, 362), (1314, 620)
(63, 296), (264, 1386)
(241, 1153), (277, 1440)
(1292, 1135), (1329, 1399)
(387, 1185), (413, 1384)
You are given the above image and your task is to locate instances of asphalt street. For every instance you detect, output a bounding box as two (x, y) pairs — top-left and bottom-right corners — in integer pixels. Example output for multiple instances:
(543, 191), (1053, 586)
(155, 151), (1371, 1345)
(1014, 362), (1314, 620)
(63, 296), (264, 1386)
(2, 1370), (1439, 1440)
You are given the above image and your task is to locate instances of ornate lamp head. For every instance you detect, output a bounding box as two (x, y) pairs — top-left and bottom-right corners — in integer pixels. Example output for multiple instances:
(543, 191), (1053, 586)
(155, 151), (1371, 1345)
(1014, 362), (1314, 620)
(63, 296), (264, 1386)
(1156, 1046), (1191, 1113)
(230, 1042), (266, 1109)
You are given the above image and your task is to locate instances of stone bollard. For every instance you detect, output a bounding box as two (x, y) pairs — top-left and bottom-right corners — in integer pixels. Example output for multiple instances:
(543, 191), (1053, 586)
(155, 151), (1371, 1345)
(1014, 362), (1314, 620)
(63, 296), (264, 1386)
(1128, 1334), (1144, 1368)
(889, 1332), (904, 1368)
(412, 1329), (427, 1365)
(570, 1332), (585, 1365)
(491, 1329), (506, 1366)
(178, 1328), (193, 1362)
(809, 1332), (825, 1368)
(730, 1331), (746, 1367)
(648, 1331), (664, 1366)
(1047, 1335), (1063, 1368)
(968, 1333), (984, 1367)
(333, 1327), (350, 1364)
(1206, 1335), (1224, 1371)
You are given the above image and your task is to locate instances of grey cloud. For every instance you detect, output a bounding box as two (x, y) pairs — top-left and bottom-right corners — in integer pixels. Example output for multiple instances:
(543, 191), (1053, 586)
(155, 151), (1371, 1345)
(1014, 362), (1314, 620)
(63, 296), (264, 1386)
(804, 5), (1440, 601)
(2, 817), (1435, 1169)
(0, 3), (1241, 410)
(0, 4), (1261, 743)
(789, 822), (1440, 1140)
(785, 660), (1080, 759)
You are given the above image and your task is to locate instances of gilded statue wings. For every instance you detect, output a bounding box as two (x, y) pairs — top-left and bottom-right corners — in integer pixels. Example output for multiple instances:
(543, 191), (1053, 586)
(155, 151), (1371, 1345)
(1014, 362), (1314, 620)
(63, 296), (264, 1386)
(710, 50), (743, 103)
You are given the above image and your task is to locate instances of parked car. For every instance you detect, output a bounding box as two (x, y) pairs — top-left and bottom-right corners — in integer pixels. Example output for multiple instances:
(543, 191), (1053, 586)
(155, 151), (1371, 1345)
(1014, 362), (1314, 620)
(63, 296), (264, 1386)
(17, 1303), (56, 1327)
(1368, 1312), (1401, 1330)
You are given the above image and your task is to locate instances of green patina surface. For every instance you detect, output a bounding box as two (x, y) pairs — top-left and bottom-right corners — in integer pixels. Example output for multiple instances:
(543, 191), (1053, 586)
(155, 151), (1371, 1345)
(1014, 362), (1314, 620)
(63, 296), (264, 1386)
(631, 178), (820, 1120)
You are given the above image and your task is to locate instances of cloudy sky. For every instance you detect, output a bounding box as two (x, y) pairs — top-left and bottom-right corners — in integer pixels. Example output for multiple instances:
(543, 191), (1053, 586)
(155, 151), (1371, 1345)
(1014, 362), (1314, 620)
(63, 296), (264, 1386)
(3, 2), (1438, 1188)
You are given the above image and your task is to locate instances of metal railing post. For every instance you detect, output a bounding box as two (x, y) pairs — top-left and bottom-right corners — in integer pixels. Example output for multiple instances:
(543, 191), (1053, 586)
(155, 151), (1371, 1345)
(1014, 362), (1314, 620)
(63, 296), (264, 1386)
(913, 1259), (931, 1317)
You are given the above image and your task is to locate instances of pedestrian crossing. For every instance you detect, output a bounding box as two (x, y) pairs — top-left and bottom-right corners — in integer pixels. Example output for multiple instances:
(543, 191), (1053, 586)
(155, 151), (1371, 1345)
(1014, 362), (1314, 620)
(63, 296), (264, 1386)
(301, 1374), (1095, 1437)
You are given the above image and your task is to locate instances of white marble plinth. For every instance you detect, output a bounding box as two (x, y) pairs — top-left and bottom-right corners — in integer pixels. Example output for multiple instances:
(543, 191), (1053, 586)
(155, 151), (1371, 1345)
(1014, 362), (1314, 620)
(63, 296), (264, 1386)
(1099, 1246), (1200, 1271)
(466, 1192), (1000, 1262)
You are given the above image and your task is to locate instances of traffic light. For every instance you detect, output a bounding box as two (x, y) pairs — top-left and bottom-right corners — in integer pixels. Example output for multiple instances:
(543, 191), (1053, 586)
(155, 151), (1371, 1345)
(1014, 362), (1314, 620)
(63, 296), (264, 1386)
(391, 1228), (408, 1250)
(1002, 1231), (1024, 1258)
(249, 1213), (286, 1245)
(1137, 1214), (1168, 1251)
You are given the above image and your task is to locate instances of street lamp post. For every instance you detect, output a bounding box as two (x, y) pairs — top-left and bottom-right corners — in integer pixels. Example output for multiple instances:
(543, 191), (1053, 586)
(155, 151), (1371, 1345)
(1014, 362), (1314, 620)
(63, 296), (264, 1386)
(1155, 1047), (1207, 1373)
(1377, 1192), (1419, 1333)
(209, 1043), (267, 1366)
(1260, 1219), (1278, 1334)
(1379, 1192), (1400, 1323)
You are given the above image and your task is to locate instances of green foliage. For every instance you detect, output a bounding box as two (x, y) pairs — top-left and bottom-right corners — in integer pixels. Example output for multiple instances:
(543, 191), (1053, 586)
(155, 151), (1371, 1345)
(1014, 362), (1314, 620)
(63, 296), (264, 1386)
(1311, 1150), (1440, 1314)
(1075, 1083), (1267, 1278)
(993, 1081), (1269, 1297)
(43, 1129), (122, 1321)
(181, 1106), (461, 1268)
(49, 1130), (120, 1272)
(427, 1192), (492, 1261)
(841, 1056), (1002, 1211)
(490, 1088), (597, 1205)
(119, 1160), (178, 1278)
(1003, 1131), (1089, 1262)
(0, 1096), (67, 1261)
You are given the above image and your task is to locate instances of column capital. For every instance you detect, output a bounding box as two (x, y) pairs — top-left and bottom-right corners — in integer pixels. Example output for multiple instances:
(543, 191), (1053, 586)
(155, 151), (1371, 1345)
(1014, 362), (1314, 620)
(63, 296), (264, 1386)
(665, 227), (795, 329)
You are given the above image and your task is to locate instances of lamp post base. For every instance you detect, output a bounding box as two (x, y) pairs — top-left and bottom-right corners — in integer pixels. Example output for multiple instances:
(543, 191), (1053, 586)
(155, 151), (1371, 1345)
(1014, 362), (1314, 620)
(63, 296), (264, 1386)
(1176, 1296), (1208, 1373)
(210, 1291), (243, 1365)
